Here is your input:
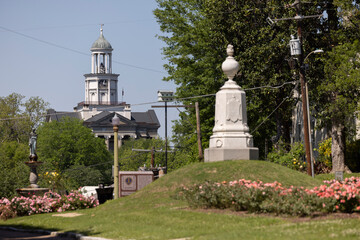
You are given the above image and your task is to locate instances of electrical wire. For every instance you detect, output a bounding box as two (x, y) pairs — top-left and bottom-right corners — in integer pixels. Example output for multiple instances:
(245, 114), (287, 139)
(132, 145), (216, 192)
(0, 81), (296, 122)
(0, 25), (166, 74)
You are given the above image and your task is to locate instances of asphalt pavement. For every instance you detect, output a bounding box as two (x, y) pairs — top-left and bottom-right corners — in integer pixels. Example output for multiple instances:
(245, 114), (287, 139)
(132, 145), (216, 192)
(0, 229), (76, 240)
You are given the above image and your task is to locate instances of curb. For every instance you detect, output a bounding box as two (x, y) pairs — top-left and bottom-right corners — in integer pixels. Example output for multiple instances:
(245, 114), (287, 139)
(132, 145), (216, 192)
(0, 226), (111, 240)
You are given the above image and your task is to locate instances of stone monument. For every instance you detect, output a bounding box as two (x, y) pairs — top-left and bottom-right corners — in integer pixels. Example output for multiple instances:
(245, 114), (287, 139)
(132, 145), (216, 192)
(16, 129), (49, 196)
(204, 45), (259, 162)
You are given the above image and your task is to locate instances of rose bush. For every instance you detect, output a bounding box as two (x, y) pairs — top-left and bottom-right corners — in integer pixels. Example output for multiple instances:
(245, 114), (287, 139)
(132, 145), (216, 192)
(178, 177), (360, 216)
(0, 190), (98, 220)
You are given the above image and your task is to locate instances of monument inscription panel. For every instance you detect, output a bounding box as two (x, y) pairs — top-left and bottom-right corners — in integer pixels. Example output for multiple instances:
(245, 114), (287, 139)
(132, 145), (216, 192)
(119, 171), (154, 197)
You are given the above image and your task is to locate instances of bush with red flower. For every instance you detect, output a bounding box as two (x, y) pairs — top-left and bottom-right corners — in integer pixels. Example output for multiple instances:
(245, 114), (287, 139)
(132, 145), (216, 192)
(0, 190), (98, 220)
(177, 177), (360, 216)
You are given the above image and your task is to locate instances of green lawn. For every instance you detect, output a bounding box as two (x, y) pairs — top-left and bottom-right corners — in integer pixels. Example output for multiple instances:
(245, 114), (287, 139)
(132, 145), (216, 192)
(1, 160), (360, 240)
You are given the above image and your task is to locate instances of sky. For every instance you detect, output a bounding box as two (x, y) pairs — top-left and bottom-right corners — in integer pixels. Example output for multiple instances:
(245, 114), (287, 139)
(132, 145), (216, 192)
(0, 0), (179, 139)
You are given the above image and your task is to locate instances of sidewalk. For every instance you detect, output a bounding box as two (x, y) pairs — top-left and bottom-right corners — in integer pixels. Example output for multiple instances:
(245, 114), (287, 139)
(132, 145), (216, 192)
(0, 229), (76, 239)
(0, 228), (110, 240)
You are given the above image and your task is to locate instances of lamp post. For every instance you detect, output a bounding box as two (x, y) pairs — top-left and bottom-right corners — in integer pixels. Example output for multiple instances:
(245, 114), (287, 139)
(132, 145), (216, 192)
(112, 113), (120, 199)
(157, 90), (174, 174)
(304, 49), (324, 178)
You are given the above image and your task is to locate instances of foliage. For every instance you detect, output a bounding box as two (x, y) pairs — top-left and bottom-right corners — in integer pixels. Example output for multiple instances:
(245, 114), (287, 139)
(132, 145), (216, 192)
(0, 190), (98, 220)
(0, 93), (48, 143)
(37, 117), (112, 189)
(267, 141), (306, 171)
(118, 138), (198, 172)
(315, 138), (360, 173)
(4, 161), (360, 239)
(154, 1), (342, 160)
(178, 177), (360, 216)
(315, 138), (332, 170)
(0, 141), (29, 199)
(118, 138), (166, 171)
(346, 140), (360, 172)
(316, 41), (360, 129)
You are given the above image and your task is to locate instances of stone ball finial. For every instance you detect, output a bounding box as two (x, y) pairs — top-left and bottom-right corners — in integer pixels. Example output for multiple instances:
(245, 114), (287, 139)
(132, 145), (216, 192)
(226, 44), (234, 56)
(222, 44), (239, 80)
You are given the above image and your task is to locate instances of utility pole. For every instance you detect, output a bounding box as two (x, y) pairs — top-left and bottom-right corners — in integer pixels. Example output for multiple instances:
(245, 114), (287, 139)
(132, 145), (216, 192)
(270, 0), (321, 176)
(293, 0), (312, 176)
(152, 103), (204, 163)
(195, 102), (203, 161)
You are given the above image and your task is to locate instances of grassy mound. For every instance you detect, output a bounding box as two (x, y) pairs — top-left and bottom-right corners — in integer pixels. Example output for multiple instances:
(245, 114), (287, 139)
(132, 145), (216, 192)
(134, 160), (323, 201)
(2, 160), (359, 240)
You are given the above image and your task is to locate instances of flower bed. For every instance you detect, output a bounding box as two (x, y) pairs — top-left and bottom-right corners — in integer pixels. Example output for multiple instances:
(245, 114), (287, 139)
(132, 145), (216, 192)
(0, 190), (98, 220)
(178, 177), (360, 216)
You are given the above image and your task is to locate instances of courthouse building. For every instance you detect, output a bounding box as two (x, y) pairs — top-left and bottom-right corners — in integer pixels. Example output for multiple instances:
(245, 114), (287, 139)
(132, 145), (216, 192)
(47, 27), (160, 150)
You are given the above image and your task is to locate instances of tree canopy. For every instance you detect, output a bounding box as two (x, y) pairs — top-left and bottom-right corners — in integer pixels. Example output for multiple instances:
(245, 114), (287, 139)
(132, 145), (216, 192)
(0, 93), (48, 143)
(154, 0), (360, 170)
(37, 117), (112, 189)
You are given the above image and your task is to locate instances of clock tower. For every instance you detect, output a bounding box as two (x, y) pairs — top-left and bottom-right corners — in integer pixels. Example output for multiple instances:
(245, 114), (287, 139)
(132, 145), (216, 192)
(84, 26), (119, 105)
(75, 26), (130, 120)
(49, 27), (160, 146)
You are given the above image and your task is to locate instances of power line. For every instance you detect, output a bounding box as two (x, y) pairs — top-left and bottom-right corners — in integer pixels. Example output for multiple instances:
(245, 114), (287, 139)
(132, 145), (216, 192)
(0, 25), (166, 74)
(0, 81), (296, 122)
(250, 83), (298, 134)
(0, 19), (153, 32)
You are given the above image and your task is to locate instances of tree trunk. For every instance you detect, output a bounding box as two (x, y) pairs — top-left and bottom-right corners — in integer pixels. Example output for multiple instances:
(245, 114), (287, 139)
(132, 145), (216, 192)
(331, 121), (345, 172)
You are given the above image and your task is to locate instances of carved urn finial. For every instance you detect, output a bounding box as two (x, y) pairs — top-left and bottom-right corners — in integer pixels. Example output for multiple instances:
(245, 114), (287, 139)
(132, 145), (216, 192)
(221, 44), (239, 81)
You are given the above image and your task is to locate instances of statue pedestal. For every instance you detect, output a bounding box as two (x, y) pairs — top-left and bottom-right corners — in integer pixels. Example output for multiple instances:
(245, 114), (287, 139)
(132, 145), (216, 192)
(16, 160), (49, 197)
(204, 79), (259, 161)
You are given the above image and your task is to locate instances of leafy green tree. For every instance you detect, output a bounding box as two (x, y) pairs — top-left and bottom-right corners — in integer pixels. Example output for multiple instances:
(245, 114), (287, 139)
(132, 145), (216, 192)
(315, 41), (360, 172)
(0, 93), (48, 143)
(0, 141), (29, 198)
(154, 0), (331, 159)
(37, 117), (112, 189)
(119, 138), (166, 171)
(118, 138), (194, 172)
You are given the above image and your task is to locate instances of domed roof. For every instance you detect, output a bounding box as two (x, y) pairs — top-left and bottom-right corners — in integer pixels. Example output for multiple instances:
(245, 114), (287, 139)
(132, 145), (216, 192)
(91, 29), (112, 50)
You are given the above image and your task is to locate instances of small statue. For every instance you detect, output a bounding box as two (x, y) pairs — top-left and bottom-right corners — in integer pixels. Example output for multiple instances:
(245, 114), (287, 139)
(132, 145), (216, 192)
(100, 63), (105, 73)
(29, 128), (38, 161)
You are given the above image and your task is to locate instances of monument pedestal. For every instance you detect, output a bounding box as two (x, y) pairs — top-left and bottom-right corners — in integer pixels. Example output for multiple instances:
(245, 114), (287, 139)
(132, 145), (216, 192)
(205, 148), (259, 162)
(204, 45), (258, 162)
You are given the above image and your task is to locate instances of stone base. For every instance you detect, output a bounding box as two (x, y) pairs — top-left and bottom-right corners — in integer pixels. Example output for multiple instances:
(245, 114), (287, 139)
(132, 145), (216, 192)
(204, 147), (259, 162)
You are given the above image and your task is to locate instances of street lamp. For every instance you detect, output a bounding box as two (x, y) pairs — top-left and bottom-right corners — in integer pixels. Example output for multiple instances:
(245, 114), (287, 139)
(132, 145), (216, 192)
(304, 49), (324, 178)
(112, 113), (120, 199)
(157, 90), (174, 174)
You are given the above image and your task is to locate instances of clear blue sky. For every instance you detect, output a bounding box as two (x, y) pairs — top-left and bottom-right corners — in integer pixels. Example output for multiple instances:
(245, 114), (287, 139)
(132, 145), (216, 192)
(0, 0), (178, 139)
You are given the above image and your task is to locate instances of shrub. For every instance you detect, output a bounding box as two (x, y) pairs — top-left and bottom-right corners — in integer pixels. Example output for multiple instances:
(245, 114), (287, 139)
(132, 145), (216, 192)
(0, 190), (98, 220)
(267, 142), (306, 172)
(178, 177), (360, 216)
(315, 138), (332, 172)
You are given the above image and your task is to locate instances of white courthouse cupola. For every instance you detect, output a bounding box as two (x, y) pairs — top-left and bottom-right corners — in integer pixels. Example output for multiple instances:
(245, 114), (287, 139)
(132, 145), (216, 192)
(91, 25), (113, 74)
(83, 25), (120, 106)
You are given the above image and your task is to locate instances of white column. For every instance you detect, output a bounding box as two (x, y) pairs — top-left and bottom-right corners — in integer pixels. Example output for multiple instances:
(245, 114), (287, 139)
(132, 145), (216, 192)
(105, 54), (108, 73)
(109, 54), (112, 73)
(97, 53), (100, 73)
(108, 78), (111, 104)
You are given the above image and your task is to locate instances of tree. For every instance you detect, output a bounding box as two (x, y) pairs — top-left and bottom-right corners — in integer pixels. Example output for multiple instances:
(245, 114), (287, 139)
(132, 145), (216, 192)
(0, 93), (48, 143)
(0, 141), (29, 198)
(316, 41), (360, 172)
(118, 138), (195, 172)
(36, 117), (112, 189)
(154, 0), (328, 159)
